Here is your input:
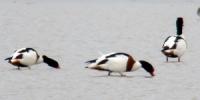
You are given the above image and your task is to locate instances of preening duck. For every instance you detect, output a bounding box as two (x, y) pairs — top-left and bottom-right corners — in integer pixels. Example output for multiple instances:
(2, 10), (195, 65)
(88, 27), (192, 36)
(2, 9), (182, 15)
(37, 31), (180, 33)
(161, 17), (187, 62)
(5, 48), (60, 70)
(85, 52), (155, 77)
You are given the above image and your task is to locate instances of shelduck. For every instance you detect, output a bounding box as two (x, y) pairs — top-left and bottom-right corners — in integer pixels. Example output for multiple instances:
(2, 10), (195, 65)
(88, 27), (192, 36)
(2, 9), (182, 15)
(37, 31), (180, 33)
(161, 17), (187, 62)
(85, 52), (155, 77)
(5, 48), (60, 70)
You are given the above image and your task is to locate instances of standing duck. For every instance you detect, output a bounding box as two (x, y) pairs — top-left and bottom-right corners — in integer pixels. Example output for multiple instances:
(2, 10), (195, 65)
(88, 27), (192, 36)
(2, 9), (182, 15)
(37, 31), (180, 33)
(5, 48), (60, 70)
(85, 52), (155, 77)
(161, 17), (187, 62)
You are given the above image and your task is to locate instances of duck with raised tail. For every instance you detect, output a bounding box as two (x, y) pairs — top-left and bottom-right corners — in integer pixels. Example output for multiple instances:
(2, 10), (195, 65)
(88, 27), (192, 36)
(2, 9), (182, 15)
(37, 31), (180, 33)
(161, 17), (187, 62)
(5, 48), (60, 70)
(85, 52), (155, 77)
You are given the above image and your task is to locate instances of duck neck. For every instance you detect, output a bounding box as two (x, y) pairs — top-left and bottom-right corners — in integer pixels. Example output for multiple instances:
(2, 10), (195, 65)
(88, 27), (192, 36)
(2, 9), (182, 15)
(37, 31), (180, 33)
(178, 34), (185, 39)
(36, 55), (44, 64)
(176, 17), (183, 36)
(131, 61), (141, 71)
(139, 60), (155, 76)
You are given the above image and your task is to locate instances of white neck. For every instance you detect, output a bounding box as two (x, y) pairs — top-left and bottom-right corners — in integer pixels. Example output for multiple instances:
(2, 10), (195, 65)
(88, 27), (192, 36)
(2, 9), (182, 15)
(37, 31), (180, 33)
(131, 61), (141, 71)
(180, 34), (185, 38)
(177, 34), (185, 38)
(36, 56), (44, 64)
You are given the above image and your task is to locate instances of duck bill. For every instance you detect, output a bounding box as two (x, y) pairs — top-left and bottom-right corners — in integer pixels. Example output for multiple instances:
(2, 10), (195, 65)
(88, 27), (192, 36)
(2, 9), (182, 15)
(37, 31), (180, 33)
(150, 72), (155, 77)
(55, 66), (60, 69)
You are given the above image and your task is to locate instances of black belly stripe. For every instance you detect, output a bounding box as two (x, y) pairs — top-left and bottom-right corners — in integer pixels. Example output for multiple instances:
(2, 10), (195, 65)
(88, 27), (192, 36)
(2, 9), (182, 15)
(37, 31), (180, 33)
(126, 56), (135, 72)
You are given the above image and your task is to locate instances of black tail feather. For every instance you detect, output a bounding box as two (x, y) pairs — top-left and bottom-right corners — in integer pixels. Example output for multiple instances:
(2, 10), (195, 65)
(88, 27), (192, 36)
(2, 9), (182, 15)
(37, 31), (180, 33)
(86, 59), (97, 64)
(5, 57), (12, 61)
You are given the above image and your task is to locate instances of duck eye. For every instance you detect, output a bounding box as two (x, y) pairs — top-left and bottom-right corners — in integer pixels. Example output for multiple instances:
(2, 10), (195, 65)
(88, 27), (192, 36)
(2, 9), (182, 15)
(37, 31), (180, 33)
(15, 54), (23, 59)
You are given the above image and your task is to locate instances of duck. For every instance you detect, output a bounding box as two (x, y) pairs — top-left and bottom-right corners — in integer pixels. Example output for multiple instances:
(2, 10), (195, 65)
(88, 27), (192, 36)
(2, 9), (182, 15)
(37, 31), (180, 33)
(5, 48), (60, 70)
(85, 52), (155, 77)
(161, 17), (187, 62)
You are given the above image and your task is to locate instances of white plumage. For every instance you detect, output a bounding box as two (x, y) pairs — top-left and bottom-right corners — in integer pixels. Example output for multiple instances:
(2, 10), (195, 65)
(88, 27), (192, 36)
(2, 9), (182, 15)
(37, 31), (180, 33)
(163, 36), (177, 48)
(5, 48), (60, 70)
(11, 48), (40, 66)
(88, 53), (129, 72)
(86, 52), (155, 77)
(162, 17), (187, 62)
(163, 36), (186, 56)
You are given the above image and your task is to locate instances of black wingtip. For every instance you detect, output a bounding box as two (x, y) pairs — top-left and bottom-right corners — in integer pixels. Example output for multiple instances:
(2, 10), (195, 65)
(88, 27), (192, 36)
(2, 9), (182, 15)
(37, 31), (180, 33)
(85, 59), (97, 64)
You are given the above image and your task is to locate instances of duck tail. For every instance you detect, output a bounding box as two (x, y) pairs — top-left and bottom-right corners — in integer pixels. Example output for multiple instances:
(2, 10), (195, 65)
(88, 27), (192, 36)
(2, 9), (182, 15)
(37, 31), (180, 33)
(5, 57), (12, 61)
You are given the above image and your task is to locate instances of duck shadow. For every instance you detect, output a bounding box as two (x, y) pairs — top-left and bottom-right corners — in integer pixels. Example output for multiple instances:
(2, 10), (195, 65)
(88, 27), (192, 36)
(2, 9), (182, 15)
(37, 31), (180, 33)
(91, 75), (153, 78)
(164, 61), (184, 63)
(8, 68), (32, 71)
